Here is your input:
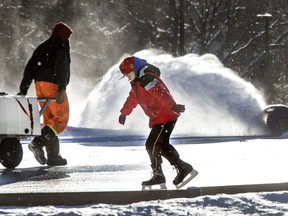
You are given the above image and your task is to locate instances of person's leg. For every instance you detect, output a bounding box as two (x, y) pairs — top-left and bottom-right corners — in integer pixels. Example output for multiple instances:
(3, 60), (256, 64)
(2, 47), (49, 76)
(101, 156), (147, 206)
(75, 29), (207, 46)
(28, 82), (54, 165)
(153, 120), (194, 186)
(39, 82), (69, 165)
(30, 82), (68, 165)
(36, 82), (69, 134)
(46, 136), (67, 166)
(158, 120), (181, 165)
(28, 125), (56, 165)
(142, 123), (167, 186)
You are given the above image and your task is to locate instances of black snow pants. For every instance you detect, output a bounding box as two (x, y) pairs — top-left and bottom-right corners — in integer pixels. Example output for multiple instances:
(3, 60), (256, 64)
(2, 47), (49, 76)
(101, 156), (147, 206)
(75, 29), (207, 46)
(145, 119), (180, 170)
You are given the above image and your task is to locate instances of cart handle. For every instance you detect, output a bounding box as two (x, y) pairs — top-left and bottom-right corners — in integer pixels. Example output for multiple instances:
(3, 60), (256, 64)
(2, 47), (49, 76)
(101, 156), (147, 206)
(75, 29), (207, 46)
(37, 98), (56, 116)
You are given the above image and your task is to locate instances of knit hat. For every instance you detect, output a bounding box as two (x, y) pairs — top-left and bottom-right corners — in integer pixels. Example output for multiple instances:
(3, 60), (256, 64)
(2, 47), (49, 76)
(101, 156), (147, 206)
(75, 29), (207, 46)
(51, 22), (73, 42)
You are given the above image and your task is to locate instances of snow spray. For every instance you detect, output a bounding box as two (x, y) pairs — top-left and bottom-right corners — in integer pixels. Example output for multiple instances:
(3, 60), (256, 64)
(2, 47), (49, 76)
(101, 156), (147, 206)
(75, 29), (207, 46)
(79, 50), (268, 136)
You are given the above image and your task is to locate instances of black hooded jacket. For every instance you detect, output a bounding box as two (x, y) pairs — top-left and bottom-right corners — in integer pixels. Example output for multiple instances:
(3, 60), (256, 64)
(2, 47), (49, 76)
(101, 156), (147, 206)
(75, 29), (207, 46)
(20, 36), (71, 94)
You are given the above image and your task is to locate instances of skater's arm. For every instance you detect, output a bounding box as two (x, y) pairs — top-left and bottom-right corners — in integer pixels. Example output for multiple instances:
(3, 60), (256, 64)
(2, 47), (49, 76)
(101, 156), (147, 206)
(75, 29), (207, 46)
(120, 88), (138, 116)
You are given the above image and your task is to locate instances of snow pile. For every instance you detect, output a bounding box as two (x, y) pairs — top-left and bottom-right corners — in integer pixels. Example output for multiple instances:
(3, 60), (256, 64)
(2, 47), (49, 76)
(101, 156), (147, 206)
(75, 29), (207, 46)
(79, 50), (268, 136)
(1, 191), (288, 215)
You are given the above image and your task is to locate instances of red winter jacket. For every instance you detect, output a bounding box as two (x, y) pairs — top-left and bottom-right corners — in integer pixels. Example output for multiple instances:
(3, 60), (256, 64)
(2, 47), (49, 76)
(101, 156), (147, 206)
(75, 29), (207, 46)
(120, 72), (180, 128)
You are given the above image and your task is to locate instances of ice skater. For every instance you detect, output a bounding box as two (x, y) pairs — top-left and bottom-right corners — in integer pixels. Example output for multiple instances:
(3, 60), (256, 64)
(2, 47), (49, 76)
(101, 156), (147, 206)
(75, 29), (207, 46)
(118, 56), (197, 189)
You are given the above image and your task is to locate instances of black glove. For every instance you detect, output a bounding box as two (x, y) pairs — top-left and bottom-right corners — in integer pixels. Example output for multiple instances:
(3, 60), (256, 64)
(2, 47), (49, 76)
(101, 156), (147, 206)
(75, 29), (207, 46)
(173, 104), (185, 113)
(119, 114), (126, 125)
(56, 89), (66, 104)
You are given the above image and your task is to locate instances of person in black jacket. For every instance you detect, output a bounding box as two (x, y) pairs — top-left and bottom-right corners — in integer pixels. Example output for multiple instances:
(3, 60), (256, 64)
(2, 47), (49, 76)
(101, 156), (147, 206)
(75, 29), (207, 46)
(18, 22), (72, 166)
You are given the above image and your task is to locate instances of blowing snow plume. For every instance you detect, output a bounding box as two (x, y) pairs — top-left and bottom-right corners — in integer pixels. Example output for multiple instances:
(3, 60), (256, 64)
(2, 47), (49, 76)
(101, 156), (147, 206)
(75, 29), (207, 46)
(79, 50), (268, 136)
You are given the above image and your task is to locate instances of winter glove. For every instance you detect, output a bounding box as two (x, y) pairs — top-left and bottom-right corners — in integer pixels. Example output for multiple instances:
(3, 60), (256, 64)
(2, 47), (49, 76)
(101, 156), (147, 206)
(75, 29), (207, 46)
(119, 114), (126, 125)
(56, 89), (66, 104)
(173, 104), (185, 113)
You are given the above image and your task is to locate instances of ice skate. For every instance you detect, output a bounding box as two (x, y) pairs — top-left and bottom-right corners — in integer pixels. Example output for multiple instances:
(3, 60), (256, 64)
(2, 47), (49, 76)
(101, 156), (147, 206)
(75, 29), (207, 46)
(173, 161), (198, 189)
(142, 168), (167, 191)
(175, 169), (198, 189)
(142, 183), (167, 191)
(28, 142), (47, 165)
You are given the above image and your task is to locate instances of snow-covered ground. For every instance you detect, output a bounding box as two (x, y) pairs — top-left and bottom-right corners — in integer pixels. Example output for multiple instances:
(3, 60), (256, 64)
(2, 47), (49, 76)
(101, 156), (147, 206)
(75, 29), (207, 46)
(2, 190), (288, 215)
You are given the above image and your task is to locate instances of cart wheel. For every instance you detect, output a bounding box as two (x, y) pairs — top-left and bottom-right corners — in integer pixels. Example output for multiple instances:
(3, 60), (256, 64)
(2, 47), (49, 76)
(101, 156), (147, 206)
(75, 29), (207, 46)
(0, 137), (23, 168)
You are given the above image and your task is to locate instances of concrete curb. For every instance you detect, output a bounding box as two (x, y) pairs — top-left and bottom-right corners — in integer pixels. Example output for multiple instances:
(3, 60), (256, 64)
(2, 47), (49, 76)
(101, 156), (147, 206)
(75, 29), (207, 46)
(1, 182), (287, 206)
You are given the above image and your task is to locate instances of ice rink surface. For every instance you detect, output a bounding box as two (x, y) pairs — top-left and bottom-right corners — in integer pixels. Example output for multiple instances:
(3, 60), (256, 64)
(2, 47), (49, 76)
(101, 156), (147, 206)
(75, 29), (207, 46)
(1, 136), (288, 193)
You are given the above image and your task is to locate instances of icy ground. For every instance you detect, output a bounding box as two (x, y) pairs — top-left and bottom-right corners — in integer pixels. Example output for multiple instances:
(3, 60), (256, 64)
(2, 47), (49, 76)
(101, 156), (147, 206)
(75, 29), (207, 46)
(1, 130), (288, 215)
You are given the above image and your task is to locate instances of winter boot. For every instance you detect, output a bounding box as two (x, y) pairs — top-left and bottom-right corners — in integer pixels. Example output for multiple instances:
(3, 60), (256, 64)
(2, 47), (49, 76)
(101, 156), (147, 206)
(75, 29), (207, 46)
(28, 126), (56, 165)
(142, 166), (166, 186)
(46, 136), (67, 166)
(173, 160), (193, 185)
(28, 136), (47, 165)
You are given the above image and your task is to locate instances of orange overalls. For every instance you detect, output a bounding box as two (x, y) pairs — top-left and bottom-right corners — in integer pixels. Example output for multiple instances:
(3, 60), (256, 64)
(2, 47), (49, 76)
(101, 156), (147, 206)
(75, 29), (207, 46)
(35, 82), (69, 134)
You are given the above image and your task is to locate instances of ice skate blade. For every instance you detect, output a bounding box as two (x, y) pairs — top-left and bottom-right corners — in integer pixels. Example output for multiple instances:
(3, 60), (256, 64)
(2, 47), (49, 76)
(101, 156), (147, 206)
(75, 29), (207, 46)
(175, 169), (198, 190)
(142, 183), (167, 191)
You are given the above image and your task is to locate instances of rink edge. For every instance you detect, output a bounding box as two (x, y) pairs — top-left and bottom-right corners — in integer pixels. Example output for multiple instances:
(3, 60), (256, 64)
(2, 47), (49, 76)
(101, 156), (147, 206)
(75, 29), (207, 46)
(0, 182), (288, 206)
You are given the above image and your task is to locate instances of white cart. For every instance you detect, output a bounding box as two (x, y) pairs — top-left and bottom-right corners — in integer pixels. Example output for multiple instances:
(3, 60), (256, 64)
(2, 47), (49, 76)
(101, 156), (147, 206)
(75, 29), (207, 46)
(0, 93), (54, 168)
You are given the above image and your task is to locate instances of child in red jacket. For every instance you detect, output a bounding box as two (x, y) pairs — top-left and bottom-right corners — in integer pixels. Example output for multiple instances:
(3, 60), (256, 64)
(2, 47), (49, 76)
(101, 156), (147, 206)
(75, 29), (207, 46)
(118, 56), (197, 189)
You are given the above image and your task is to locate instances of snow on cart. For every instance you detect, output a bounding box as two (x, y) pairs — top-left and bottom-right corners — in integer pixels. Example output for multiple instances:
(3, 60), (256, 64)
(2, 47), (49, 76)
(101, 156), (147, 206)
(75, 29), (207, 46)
(0, 93), (54, 168)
